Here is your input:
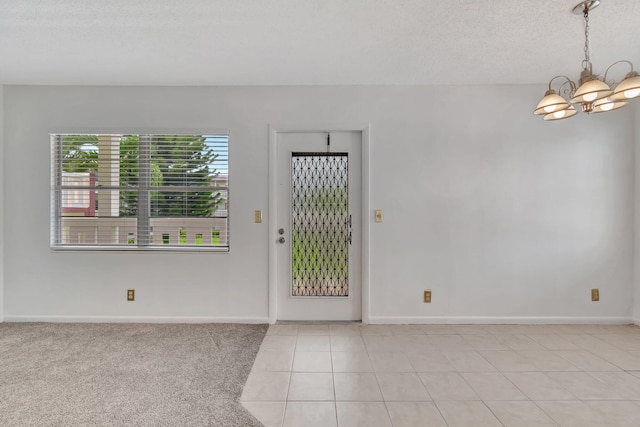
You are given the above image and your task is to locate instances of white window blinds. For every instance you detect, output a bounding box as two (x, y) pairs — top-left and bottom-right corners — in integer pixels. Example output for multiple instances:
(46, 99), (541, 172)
(51, 133), (229, 250)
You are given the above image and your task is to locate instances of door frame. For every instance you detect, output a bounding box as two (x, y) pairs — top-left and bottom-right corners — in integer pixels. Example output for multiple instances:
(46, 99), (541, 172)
(268, 124), (371, 324)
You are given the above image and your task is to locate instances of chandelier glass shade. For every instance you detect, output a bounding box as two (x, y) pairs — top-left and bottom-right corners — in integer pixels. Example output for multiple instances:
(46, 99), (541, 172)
(534, 90), (571, 115)
(610, 72), (640, 100)
(543, 105), (578, 121)
(592, 97), (627, 113)
(534, 1), (640, 121)
(569, 76), (611, 104)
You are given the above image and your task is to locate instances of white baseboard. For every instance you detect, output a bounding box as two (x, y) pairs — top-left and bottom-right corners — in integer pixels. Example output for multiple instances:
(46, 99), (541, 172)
(2, 315), (270, 324)
(4, 314), (634, 326)
(368, 316), (634, 325)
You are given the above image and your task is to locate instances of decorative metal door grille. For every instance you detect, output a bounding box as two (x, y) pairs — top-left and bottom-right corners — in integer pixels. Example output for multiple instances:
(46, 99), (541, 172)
(291, 153), (350, 297)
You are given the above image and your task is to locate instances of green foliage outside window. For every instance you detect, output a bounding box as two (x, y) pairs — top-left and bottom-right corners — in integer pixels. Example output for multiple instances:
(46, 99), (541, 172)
(211, 228), (220, 245)
(60, 134), (223, 218)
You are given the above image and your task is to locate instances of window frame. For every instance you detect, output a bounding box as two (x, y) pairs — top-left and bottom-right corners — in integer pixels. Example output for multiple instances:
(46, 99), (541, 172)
(50, 130), (230, 252)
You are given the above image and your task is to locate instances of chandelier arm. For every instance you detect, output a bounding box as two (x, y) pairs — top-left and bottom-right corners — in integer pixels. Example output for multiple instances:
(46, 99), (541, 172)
(603, 60), (635, 84)
(558, 80), (577, 99)
(548, 75), (577, 94)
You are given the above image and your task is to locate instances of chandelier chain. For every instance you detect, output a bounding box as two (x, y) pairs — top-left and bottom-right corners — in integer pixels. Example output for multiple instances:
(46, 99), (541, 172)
(583, 9), (590, 64)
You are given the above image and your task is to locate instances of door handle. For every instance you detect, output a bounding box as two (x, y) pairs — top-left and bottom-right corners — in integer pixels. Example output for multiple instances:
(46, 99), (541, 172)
(277, 237), (286, 244)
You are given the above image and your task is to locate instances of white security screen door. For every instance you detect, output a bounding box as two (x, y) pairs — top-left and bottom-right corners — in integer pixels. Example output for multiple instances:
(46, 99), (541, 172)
(276, 131), (361, 321)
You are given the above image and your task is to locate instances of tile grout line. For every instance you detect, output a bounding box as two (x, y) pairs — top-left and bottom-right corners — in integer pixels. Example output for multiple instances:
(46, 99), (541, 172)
(330, 329), (339, 427)
(280, 330), (297, 427)
(363, 328), (399, 426)
(469, 365), (536, 426)
(530, 400), (562, 426)
(480, 400), (507, 427)
(430, 401), (452, 427)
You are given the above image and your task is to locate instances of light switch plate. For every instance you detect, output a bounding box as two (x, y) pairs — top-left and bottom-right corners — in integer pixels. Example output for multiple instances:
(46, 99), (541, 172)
(254, 210), (263, 223)
(375, 210), (383, 223)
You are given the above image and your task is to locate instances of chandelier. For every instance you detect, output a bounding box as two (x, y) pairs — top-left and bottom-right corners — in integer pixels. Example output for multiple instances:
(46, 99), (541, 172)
(534, 0), (640, 121)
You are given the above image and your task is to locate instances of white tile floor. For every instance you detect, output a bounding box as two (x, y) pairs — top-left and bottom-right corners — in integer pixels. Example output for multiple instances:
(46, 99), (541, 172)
(241, 324), (640, 427)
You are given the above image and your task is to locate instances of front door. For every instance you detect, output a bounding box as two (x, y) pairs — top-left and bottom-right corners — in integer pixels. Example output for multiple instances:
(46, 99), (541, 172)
(276, 131), (361, 321)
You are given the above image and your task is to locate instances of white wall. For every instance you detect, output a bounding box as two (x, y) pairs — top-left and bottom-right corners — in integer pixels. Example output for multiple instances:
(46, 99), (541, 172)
(2, 85), (635, 323)
(635, 103), (640, 324)
(0, 85), (3, 322)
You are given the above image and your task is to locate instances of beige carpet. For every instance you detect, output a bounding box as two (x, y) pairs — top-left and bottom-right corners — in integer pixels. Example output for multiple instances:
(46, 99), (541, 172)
(0, 322), (268, 426)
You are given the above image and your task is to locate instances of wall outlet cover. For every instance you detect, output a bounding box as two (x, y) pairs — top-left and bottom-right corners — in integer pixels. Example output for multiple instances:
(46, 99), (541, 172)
(424, 290), (432, 303)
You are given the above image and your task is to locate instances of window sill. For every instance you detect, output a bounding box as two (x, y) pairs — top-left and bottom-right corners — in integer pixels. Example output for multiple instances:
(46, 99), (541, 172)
(50, 245), (230, 253)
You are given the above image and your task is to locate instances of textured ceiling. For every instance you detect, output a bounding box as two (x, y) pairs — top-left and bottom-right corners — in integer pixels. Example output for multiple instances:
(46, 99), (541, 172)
(1, 0), (639, 86)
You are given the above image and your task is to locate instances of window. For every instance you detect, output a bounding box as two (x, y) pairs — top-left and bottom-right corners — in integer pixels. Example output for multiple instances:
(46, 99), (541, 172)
(51, 133), (229, 251)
